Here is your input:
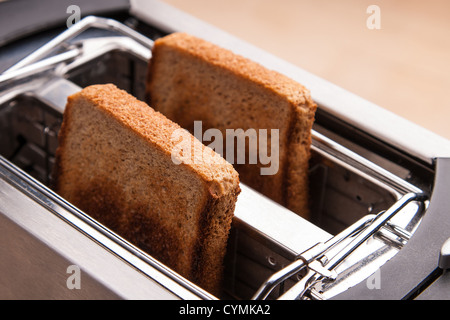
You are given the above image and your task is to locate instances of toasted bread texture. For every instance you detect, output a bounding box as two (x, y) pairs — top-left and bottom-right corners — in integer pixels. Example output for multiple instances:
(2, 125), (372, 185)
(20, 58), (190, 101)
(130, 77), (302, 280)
(53, 84), (240, 295)
(146, 32), (317, 218)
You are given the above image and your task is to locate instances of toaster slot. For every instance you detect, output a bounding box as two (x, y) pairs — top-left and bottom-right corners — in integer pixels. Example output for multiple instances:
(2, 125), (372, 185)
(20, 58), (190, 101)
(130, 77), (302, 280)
(0, 95), (61, 185)
(66, 48), (148, 101)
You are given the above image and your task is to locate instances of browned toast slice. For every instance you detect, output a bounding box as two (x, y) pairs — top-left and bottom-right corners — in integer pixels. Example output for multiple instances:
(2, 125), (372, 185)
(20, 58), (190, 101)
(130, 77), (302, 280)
(146, 32), (317, 218)
(53, 83), (240, 295)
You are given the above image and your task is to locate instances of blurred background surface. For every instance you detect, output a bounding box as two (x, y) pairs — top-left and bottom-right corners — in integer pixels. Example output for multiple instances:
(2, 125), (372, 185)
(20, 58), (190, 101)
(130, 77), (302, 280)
(163, 0), (450, 140)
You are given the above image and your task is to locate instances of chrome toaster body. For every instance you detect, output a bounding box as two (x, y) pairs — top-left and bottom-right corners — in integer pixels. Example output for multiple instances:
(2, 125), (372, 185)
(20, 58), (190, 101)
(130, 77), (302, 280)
(1, 0), (450, 300)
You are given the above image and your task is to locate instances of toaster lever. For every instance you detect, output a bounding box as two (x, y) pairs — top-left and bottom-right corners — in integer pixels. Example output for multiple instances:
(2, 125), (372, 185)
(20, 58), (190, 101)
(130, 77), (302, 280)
(253, 192), (427, 300)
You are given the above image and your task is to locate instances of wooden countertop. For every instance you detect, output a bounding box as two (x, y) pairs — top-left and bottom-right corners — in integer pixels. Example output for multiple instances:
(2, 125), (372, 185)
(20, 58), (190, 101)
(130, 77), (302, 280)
(163, 0), (450, 140)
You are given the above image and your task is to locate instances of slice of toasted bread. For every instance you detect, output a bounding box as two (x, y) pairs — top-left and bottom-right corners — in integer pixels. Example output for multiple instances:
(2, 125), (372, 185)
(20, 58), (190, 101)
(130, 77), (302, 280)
(53, 84), (240, 295)
(146, 32), (317, 218)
